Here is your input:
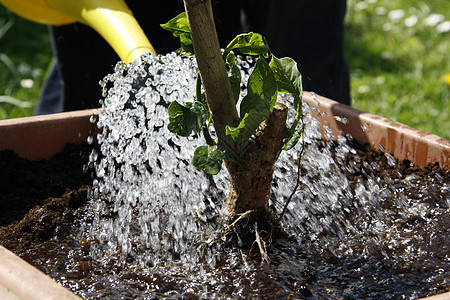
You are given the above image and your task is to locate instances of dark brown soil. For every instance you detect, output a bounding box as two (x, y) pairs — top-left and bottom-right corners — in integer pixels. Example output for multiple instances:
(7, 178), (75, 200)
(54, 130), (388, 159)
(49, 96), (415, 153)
(0, 141), (448, 299)
(0, 143), (94, 254)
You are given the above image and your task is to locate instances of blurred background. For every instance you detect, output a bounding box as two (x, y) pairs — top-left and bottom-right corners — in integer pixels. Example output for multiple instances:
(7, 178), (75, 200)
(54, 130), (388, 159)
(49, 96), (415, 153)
(0, 0), (448, 139)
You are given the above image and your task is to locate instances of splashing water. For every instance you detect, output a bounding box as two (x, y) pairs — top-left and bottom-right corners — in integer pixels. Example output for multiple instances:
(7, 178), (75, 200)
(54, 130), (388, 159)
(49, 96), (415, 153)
(78, 51), (449, 298)
(89, 52), (226, 267)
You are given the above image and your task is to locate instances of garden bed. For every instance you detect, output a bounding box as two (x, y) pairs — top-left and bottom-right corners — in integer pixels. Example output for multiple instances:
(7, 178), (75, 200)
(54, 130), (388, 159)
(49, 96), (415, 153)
(0, 140), (448, 299)
(0, 94), (448, 298)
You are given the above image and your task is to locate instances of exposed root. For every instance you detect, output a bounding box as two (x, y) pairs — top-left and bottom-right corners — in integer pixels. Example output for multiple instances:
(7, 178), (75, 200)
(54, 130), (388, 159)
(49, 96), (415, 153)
(205, 210), (256, 247)
(254, 222), (270, 264)
(224, 210), (256, 231)
(200, 208), (278, 264)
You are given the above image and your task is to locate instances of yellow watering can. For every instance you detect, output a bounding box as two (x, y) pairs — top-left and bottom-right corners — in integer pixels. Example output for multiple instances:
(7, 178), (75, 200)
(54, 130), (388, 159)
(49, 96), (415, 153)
(0, 0), (156, 64)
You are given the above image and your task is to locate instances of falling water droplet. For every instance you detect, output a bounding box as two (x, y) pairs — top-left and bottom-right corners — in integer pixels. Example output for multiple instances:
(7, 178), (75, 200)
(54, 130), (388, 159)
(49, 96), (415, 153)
(385, 152), (397, 167)
(361, 124), (369, 131)
(334, 115), (349, 124)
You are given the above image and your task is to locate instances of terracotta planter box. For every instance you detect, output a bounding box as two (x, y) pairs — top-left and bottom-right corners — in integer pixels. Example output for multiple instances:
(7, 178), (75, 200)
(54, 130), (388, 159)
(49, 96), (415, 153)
(0, 94), (448, 299)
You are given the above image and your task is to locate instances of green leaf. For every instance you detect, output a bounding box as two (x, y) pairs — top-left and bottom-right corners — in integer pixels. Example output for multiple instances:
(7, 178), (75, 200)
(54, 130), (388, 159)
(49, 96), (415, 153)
(167, 101), (199, 137)
(223, 32), (269, 58)
(196, 75), (207, 107)
(225, 52), (242, 104)
(269, 56), (303, 112)
(282, 124), (304, 151)
(195, 76), (214, 146)
(161, 12), (194, 55)
(226, 57), (277, 147)
(269, 56), (304, 151)
(240, 57), (277, 117)
(192, 146), (225, 175)
(225, 118), (245, 141)
(189, 101), (209, 129)
(226, 108), (270, 146)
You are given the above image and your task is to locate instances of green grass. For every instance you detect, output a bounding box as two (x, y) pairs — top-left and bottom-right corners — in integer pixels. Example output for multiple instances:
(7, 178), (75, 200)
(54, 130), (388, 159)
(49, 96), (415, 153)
(0, 2), (449, 139)
(345, 0), (450, 139)
(0, 6), (52, 119)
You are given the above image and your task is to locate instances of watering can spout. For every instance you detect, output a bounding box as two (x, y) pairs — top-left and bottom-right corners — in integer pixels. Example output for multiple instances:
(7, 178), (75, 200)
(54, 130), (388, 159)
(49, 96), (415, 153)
(0, 0), (156, 63)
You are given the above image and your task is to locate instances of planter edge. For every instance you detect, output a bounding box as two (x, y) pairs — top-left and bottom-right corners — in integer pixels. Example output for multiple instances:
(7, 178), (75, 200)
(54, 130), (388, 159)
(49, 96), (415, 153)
(420, 291), (450, 300)
(0, 109), (100, 160)
(0, 245), (80, 299)
(303, 92), (449, 169)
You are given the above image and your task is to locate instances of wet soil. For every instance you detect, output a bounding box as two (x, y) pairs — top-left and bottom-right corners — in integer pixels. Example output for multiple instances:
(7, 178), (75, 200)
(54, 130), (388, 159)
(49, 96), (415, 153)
(0, 142), (448, 299)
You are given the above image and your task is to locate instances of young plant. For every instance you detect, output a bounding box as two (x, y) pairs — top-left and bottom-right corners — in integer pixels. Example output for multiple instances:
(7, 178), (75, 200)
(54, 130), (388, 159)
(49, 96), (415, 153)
(162, 18), (303, 170)
(161, 1), (304, 218)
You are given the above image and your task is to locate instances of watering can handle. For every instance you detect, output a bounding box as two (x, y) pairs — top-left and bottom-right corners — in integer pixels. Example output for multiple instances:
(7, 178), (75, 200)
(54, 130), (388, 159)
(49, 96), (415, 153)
(0, 0), (156, 63)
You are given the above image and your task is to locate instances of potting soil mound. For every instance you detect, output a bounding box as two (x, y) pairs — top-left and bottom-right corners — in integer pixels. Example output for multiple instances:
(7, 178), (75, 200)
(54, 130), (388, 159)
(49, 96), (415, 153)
(0, 142), (448, 299)
(0, 143), (93, 252)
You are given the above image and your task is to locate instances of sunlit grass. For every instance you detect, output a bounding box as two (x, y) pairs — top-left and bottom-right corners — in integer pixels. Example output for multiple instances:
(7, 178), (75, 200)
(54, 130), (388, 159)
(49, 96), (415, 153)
(345, 0), (449, 138)
(0, 7), (52, 119)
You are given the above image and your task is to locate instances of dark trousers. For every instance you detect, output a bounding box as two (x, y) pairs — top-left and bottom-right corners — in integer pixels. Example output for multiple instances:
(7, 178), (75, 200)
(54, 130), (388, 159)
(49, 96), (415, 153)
(35, 0), (350, 115)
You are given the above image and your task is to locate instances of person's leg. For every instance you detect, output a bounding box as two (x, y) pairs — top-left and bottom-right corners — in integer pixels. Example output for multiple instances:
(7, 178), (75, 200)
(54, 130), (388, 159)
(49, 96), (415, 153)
(244, 0), (351, 105)
(35, 26), (65, 115)
(34, 59), (63, 115)
(53, 23), (119, 112)
(35, 22), (118, 113)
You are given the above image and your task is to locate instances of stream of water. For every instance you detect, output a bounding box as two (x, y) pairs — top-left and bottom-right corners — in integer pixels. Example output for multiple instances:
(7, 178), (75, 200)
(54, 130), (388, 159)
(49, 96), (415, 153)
(38, 52), (448, 298)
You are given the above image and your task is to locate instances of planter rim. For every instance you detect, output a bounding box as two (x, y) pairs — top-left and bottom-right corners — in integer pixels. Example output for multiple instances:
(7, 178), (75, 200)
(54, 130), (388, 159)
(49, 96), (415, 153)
(0, 245), (80, 299)
(0, 109), (99, 160)
(302, 92), (449, 169)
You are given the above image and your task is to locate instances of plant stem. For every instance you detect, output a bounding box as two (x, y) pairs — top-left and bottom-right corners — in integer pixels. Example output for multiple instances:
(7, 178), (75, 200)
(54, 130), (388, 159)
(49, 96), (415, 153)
(183, 0), (288, 219)
(225, 103), (288, 215)
(183, 0), (238, 150)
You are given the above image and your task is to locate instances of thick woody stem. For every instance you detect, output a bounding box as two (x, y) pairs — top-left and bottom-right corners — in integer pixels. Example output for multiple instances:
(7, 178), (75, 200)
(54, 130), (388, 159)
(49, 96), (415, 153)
(183, 0), (238, 149)
(225, 103), (288, 216)
(183, 0), (288, 219)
